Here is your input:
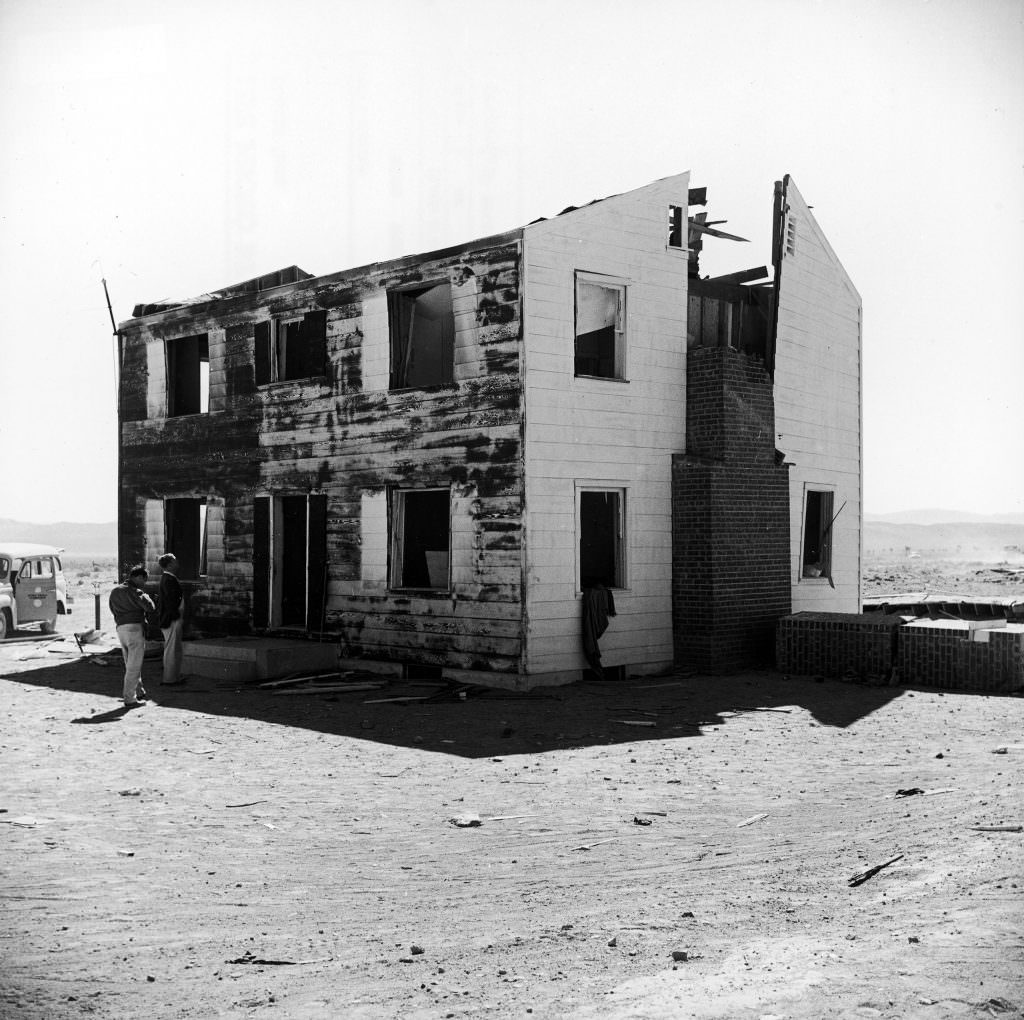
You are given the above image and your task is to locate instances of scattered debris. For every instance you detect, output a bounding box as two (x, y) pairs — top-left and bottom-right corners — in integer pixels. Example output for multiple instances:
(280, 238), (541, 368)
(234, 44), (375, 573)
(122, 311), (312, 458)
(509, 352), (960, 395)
(118, 789), (141, 797)
(609, 720), (657, 728)
(225, 950), (329, 966)
(736, 813), (768, 828)
(363, 696), (430, 705)
(572, 838), (617, 851)
(607, 937), (617, 947)
(893, 787), (953, 798)
(226, 801), (268, 809)
(116, 849), (135, 857)
(671, 950), (689, 962)
(993, 744), (1024, 754)
(632, 816), (653, 826)
(848, 854), (904, 887)
(274, 683), (385, 696)
(486, 814), (533, 821)
(894, 788), (924, 798)
(450, 813), (482, 828)
(411, 945), (424, 955)
(2, 816), (51, 827)
(980, 998), (1017, 1016)
(968, 825), (1023, 833)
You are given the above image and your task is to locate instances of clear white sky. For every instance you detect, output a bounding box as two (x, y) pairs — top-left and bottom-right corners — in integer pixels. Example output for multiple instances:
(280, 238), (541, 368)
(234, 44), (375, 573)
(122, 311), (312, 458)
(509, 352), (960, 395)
(1, 0), (1021, 523)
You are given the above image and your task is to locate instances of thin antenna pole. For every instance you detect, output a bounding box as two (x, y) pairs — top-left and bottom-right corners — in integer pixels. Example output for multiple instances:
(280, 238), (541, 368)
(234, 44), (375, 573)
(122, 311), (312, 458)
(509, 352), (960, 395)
(102, 278), (118, 336)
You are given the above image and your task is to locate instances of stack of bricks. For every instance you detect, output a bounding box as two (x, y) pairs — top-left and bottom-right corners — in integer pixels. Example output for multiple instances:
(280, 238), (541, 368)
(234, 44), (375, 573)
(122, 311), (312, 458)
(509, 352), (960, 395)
(673, 346), (791, 674)
(776, 613), (1024, 694)
(897, 621), (1024, 693)
(776, 611), (903, 680)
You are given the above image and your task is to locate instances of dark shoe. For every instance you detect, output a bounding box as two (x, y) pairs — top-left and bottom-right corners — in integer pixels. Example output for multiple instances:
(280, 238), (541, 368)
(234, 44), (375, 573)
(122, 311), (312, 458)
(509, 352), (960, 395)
(123, 699), (144, 708)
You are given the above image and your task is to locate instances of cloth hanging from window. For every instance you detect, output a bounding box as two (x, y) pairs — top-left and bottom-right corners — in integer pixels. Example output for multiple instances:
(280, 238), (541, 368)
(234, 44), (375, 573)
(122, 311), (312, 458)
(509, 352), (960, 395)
(582, 583), (617, 679)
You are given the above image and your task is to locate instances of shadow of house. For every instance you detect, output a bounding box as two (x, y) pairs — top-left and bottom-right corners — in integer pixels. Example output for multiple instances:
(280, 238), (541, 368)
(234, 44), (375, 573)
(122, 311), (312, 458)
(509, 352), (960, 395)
(4, 654), (904, 761)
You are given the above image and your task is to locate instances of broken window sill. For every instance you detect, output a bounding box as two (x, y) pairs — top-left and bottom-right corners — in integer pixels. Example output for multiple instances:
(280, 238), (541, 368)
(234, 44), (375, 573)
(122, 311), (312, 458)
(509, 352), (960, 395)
(573, 374), (630, 384)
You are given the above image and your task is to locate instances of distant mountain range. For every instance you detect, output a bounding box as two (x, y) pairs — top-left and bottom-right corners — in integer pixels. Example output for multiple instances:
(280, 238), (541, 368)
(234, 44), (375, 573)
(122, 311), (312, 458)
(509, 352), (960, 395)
(2, 510), (1022, 561)
(0, 518), (116, 557)
(865, 509), (1024, 526)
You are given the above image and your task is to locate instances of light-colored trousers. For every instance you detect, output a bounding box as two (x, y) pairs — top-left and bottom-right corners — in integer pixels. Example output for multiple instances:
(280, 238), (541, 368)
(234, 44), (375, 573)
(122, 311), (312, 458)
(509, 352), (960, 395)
(116, 623), (146, 701)
(161, 618), (183, 685)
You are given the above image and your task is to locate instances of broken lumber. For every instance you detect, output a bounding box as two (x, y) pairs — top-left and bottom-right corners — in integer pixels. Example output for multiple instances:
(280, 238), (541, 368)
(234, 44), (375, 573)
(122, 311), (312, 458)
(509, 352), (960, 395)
(273, 683), (385, 696)
(848, 854), (904, 887)
(968, 825), (1023, 833)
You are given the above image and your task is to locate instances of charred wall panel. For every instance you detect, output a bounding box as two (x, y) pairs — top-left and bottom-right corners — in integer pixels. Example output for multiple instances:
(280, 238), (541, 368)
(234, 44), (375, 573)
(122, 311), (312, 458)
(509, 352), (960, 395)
(117, 239), (526, 673)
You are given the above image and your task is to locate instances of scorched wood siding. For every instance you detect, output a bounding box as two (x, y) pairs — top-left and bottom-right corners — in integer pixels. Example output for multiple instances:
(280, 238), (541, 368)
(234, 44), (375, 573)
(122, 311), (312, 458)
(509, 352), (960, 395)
(117, 235), (526, 674)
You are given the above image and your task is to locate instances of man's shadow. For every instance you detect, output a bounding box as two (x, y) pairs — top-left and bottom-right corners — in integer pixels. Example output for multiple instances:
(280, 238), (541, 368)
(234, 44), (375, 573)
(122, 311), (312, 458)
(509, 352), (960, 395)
(71, 704), (138, 725)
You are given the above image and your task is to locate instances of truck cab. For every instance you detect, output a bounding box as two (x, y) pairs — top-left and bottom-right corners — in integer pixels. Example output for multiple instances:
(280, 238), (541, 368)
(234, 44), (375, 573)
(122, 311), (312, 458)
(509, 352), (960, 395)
(0, 543), (71, 639)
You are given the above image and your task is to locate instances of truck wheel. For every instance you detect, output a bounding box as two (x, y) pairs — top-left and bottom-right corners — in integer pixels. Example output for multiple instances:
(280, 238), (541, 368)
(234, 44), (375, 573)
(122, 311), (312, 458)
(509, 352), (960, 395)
(40, 618), (56, 635)
(0, 609), (11, 640)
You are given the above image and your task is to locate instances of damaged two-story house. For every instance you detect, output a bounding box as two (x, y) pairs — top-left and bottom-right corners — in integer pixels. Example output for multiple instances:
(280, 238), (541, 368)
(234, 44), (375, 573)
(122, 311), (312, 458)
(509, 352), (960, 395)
(116, 171), (861, 685)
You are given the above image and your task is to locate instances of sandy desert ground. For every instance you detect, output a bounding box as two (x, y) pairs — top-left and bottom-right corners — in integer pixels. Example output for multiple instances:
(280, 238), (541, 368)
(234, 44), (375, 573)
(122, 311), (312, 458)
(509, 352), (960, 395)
(1, 553), (1023, 1019)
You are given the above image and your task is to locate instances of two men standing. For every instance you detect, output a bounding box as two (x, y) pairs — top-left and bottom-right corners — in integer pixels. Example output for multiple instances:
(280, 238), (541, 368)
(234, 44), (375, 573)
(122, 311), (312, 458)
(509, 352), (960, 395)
(108, 553), (185, 707)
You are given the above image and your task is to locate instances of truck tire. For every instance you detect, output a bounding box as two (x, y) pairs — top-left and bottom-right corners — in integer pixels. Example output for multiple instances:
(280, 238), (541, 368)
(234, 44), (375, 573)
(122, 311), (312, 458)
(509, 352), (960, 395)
(0, 608), (11, 640)
(41, 618), (57, 635)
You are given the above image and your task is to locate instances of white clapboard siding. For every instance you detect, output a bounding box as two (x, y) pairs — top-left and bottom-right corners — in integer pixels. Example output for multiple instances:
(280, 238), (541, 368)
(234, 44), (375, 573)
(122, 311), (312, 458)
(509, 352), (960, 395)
(774, 177), (863, 613)
(521, 173), (691, 677)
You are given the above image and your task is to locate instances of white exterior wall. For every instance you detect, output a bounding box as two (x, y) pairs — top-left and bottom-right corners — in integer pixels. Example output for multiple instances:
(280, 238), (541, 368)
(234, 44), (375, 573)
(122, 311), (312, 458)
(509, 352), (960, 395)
(773, 178), (863, 613)
(521, 174), (691, 679)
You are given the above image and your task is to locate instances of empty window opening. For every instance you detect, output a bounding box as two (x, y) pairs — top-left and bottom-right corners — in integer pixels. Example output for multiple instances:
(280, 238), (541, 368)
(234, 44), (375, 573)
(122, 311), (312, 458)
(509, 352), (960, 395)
(255, 310), (327, 385)
(802, 489), (835, 579)
(580, 490), (625, 589)
(167, 334), (209, 417)
(668, 205), (686, 249)
(575, 274), (626, 379)
(391, 488), (451, 591)
(165, 498), (207, 580)
(389, 282), (455, 389)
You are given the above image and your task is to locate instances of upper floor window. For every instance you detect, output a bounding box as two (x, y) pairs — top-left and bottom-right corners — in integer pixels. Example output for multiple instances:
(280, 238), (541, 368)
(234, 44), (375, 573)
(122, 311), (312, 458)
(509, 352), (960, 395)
(389, 282), (455, 389)
(167, 334), (209, 417)
(574, 272), (626, 380)
(255, 310), (327, 385)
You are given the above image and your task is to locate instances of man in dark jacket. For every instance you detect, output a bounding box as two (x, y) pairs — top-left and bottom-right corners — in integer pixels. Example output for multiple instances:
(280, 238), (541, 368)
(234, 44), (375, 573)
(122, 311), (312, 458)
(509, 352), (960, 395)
(109, 565), (155, 706)
(157, 553), (185, 686)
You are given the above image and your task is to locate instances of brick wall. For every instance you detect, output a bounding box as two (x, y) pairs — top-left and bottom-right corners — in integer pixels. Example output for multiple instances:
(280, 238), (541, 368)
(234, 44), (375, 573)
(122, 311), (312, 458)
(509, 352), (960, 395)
(776, 612), (902, 680)
(672, 347), (791, 673)
(897, 621), (1024, 693)
(776, 614), (1024, 694)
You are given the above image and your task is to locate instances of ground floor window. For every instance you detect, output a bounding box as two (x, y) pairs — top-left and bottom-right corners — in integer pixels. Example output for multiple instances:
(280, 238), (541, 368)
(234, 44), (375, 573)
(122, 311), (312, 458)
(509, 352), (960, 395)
(390, 488), (451, 591)
(801, 488), (835, 579)
(165, 498), (207, 580)
(579, 488), (626, 589)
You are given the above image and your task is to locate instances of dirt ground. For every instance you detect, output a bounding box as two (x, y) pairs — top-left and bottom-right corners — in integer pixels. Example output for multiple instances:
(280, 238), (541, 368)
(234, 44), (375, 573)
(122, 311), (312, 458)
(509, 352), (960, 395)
(2, 619), (1023, 1020)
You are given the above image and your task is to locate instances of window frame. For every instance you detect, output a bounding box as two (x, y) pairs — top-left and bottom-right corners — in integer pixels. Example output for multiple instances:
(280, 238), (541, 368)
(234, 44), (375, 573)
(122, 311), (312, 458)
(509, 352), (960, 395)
(575, 483), (628, 592)
(165, 333), (210, 418)
(800, 485), (836, 583)
(164, 497), (208, 581)
(255, 310), (328, 387)
(573, 271), (628, 382)
(387, 280), (456, 391)
(388, 486), (452, 593)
